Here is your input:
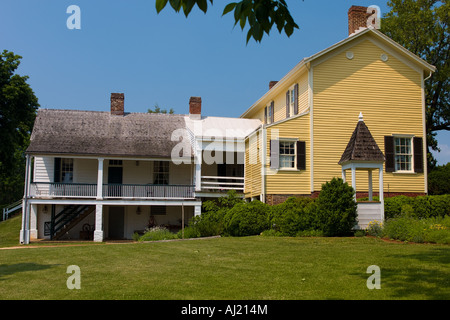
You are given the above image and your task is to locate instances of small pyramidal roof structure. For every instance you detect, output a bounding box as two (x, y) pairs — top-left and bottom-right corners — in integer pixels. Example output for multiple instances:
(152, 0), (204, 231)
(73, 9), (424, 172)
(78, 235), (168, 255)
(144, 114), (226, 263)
(338, 112), (385, 164)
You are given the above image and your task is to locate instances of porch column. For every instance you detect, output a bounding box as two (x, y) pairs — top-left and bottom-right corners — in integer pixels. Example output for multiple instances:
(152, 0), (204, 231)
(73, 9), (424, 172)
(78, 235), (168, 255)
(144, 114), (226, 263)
(342, 168), (346, 183)
(368, 170), (373, 201)
(93, 204), (104, 242)
(351, 164), (356, 201)
(379, 166), (384, 221)
(195, 150), (202, 192)
(97, 158), (104, 200)
(20, 154), (32, 244)
(29, 204), (38, 240)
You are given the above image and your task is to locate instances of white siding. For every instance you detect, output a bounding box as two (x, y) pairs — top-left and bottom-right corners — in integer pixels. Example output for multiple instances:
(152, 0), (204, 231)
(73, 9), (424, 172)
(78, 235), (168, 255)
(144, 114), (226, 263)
(33, 157), (53, 182)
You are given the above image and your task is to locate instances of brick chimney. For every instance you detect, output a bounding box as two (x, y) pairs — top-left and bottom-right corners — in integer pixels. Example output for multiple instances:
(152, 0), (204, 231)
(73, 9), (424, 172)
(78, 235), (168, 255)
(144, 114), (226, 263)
(269, 81), (278, 90)
(110, 93), (124, 115)
(189, 96), (202, 120)
(348, 5), (369, 36)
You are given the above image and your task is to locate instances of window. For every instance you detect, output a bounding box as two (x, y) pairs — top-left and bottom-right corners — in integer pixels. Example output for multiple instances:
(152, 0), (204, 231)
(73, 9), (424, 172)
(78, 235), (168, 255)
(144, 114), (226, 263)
(385, 135), (423, 173)
(264, 101), (274, 124)
(270, 139), (305, 170)
(394, 137), (412, 172)
(109, 160), (123, 166)
(153, 161), (169, 185)
(286, 84), (298, 118)
(54, 158), (73, 183)
(61, 159), (74, 183)
(289, 88), (295, 116)
(279, 141), (296, 169)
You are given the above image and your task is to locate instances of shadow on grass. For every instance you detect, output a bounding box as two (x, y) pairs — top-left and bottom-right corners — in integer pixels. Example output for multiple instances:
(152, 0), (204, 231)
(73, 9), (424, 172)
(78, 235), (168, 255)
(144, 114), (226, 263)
(355, 247), (450, 299)
(383, 247), (450, 300)
(0, 263), (59, 281)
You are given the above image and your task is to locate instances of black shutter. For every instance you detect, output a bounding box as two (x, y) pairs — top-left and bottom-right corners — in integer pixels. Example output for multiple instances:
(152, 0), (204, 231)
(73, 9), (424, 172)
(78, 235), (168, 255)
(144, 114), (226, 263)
(286, 91), (290, 118)
(270, 139), (279, 169)
(54, 157), (61, 182)
(413, 137), (424, 173)
(384, 136), (395, 172)
(264, 106), (267, 124)
(294, 83), (299, 115)
(270, 101), (274, 123)
(296, 141), (306, 170)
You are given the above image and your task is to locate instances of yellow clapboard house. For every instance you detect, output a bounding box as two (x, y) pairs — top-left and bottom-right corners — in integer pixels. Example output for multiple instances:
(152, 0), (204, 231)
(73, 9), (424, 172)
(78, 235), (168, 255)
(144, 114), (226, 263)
(241, 6), (436, 204)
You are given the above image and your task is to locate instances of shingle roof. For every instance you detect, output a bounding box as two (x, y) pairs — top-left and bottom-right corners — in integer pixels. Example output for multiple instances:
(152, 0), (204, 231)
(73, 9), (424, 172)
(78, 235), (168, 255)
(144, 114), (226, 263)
(338, 115), (385, 164)
(26, 109), (193, 158)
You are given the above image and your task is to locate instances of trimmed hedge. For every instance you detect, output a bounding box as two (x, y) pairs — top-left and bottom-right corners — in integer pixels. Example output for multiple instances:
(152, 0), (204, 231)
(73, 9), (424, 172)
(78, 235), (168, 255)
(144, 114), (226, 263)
(384, 194), (450, 219)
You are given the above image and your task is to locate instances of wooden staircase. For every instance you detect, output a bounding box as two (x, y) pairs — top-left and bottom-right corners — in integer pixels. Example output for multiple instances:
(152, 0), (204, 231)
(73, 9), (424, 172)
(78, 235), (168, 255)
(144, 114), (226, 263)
(51, 205), (95, 240)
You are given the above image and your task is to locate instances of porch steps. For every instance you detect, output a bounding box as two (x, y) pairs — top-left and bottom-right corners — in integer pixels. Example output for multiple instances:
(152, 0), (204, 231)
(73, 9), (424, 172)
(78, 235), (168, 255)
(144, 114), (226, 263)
(52, 205), (95, 240)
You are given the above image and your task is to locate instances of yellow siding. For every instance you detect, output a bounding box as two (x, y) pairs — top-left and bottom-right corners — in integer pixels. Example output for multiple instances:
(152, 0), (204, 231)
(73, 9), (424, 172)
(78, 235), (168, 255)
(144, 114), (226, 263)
(244, 131), (262, 197)
(297, 71), (309, 114)
(313, 38), (425, 193)
(265, 113), (311, 194)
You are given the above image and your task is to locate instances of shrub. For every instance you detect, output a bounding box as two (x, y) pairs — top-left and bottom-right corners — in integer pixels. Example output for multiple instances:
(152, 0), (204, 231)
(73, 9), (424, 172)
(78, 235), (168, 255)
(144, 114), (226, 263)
(422, 216), (450, 244)
(382, 217), (427, 243)
(384, 195), (414, 219)
(223, 200), (270, 236)
(412, 195), (450, 219)
(382, 215), (450, 244)
(366, 220), (383, 237)
(139, 226), (177, 241)
(194, 190), (244, 237)
(384, 194), (450, 220)
(269, 197), (315, 236)
(176, 225), (200, 239)
(315, 177), (357, 236)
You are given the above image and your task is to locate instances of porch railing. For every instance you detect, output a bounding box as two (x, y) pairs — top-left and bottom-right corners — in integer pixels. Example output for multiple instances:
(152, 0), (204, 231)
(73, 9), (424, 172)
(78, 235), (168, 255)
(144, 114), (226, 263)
(201, 176), (245, 192)
(29, 182), (194, 199)
(103, 184), (194, 199)
(30, 182), (97, 198)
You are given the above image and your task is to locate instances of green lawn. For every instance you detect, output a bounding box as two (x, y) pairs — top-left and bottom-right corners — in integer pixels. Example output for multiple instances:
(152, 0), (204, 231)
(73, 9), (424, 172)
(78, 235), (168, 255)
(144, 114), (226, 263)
(0, 215), (449, 300)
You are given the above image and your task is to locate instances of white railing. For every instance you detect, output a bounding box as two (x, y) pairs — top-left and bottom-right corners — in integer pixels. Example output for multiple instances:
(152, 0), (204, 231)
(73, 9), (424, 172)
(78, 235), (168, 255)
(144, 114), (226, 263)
(2, 199), (22, 221)
(201, 176), (245, 192)
(30, 182), (97, 198)
(30, 182), (194, 199)
(103, 184), (194, 199)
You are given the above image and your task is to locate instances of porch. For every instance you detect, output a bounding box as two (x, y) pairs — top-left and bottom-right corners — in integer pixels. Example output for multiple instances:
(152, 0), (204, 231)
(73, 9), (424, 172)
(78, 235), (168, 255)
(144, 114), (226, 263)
(31, 202), (199, 241)
(30, 182), (195, 200)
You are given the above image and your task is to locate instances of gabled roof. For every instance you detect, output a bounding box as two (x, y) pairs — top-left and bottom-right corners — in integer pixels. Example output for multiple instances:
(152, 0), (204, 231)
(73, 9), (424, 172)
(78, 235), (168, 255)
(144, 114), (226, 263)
(338, 113), (385, 164)
(27, 109), (192, 158)
(240, 27), (436, 118)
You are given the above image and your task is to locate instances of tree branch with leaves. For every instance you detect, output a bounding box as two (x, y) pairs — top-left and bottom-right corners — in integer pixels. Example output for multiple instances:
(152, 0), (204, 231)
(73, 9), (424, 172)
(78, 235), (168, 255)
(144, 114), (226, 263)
(155, 0), (300, 43)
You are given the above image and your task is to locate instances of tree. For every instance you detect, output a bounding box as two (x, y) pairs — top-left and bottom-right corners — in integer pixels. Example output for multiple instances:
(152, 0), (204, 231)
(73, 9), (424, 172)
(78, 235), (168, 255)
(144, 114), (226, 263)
(155, 0), (299, 43)
(381, 0), (449, 169)
(147, 103), (174, 114)
(428, 162), (450, 195)
(0, 50), (39, 205)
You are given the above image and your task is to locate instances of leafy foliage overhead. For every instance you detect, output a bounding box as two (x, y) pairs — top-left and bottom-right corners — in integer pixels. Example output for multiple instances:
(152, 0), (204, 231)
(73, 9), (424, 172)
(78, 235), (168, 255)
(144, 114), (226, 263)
(155, 0), (300, 43)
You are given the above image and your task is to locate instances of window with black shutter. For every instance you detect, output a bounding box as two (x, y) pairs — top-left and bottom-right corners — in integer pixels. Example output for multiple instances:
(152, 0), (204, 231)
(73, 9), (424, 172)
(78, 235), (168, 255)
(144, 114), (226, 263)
(54, 158), (61, 182)
(384, 136), (395, 172)
(413, 137), (424, 173)
(296, 141), (306, 170)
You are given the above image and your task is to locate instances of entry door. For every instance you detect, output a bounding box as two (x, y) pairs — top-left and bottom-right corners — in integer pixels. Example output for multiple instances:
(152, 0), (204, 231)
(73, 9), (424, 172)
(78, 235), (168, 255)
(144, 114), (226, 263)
(108, 207), (124, 239)
(108, 166), (123, 197)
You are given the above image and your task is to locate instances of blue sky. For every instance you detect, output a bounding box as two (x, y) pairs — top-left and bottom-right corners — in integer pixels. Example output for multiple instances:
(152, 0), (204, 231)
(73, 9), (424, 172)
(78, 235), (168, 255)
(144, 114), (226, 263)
(1, 0), (448, 165)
